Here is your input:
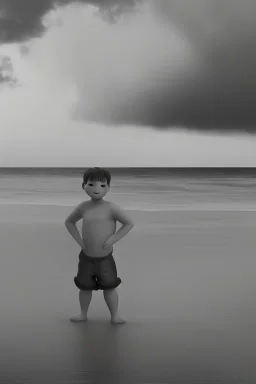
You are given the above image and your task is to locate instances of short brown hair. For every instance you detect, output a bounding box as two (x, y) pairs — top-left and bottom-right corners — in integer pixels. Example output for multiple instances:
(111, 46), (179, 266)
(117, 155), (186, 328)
(82, 167), (111, 189)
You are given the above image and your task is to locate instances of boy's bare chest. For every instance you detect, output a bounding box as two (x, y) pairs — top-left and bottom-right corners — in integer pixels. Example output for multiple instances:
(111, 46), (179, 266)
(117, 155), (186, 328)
(81, 204), (116, 256)
(81, 205), (116, 247)
(82, 205), (113, 224)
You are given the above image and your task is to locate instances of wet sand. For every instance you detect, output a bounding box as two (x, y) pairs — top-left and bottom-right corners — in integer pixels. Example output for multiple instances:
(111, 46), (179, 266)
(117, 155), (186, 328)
(0, 204), (256, 383)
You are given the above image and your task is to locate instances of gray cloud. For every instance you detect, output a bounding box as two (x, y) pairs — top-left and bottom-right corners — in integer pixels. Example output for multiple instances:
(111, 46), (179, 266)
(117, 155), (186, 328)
(1, 0), (256, 133)
(73, 0), (256, 133)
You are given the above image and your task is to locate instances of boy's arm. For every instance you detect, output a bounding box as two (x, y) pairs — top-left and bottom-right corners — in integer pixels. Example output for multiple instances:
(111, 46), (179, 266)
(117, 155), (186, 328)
(104, 203), (134, 247)
(64, 202), (85, 249)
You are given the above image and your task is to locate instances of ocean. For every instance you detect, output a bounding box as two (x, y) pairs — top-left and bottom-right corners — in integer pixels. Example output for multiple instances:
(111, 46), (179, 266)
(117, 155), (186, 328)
(1, 167), (256, 211)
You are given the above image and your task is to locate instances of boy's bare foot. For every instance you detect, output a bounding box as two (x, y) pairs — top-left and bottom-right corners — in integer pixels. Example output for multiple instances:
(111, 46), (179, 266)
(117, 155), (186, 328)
(70, 313), (88, 322)
(111, 315), (126, 324)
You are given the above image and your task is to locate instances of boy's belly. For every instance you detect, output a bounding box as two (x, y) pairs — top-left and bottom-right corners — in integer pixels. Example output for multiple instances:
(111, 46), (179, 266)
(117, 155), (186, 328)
(82, 220), (116, 258)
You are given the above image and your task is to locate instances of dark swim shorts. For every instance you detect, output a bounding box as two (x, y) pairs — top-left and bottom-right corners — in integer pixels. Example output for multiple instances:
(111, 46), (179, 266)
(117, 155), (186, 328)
(74, 250), (122, 291)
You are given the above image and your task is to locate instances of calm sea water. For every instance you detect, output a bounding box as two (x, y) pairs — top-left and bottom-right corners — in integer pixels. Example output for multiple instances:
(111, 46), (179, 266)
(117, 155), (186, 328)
(0, 167), (256, 210)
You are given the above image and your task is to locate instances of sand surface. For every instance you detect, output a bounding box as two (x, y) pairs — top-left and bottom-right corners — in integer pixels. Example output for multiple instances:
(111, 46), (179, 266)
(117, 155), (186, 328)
(1, 204), (256, 383)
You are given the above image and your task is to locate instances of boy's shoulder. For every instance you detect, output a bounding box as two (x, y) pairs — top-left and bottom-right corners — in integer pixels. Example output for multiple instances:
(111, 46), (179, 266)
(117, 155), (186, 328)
(79, 200), (90, 207)
(104, 201), (123, 215)
(105, 200), (121, 210)
(78, 200), (90, 212)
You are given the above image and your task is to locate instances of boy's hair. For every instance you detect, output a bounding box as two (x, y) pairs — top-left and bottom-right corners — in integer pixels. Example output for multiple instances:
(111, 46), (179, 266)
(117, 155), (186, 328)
(82, 167), (111, 189)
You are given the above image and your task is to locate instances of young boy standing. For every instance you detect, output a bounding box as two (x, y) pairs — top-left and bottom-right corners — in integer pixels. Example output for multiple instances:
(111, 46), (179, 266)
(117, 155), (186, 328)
(65, 167), (134, 324)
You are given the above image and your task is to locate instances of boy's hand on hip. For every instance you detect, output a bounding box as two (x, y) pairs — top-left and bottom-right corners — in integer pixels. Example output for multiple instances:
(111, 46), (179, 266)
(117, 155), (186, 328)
(103, 238), (114, 249)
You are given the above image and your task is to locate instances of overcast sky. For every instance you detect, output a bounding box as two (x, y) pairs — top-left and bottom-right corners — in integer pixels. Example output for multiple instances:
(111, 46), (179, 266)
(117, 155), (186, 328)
(1, 0), (256, 167)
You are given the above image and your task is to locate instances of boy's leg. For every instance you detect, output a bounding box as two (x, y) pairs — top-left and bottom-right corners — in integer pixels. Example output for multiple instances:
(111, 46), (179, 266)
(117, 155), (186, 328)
(103, 288), (125, 324)
(70, 290), (92, 322)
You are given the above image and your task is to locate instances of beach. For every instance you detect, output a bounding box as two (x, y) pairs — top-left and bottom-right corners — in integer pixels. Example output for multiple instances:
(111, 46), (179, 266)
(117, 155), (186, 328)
(1, 202), (256, 383)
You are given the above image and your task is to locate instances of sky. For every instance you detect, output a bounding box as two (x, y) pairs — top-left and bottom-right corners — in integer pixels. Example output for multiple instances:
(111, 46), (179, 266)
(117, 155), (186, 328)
(0, 0), (256, 167)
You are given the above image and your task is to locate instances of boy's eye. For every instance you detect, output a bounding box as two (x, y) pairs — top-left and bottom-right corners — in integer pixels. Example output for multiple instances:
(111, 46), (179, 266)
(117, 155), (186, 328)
(88, 183), (105, 187)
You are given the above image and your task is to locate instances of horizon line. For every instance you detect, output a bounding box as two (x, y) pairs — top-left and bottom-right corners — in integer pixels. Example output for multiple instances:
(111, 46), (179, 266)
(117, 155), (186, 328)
(0, 166), (256, 169)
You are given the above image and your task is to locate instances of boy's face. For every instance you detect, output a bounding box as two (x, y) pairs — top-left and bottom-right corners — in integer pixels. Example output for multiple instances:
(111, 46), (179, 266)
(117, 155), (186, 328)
(84, 179), (110, 200)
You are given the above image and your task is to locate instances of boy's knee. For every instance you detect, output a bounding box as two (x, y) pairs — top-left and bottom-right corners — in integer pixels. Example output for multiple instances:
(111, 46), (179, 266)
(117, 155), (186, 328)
(79, 289), (92, 294)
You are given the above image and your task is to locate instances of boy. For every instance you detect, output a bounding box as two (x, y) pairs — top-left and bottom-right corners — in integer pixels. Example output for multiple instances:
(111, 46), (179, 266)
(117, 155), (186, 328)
(65, 167), (134, 324)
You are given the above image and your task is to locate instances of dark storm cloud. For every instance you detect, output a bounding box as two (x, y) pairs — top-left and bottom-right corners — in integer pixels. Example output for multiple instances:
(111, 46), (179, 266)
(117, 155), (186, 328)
(74, 0), (256, 133)
(0, 0), (137, 43)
